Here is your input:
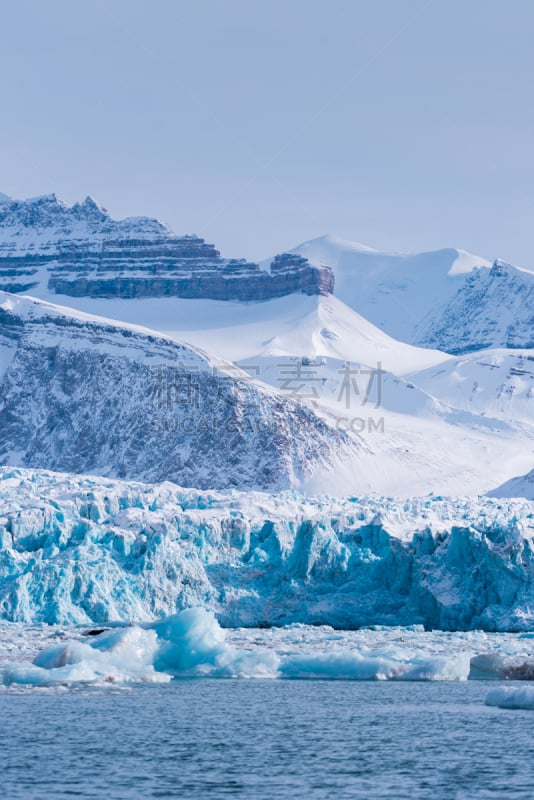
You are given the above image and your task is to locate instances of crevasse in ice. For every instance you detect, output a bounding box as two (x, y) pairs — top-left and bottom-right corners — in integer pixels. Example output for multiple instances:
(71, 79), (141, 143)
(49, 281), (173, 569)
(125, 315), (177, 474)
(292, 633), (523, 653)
(0, 467), (532, 631)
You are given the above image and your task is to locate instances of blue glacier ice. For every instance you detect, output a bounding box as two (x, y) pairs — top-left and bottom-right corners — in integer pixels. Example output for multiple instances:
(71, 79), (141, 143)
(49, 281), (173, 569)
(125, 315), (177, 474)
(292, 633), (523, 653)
(0, 607), (475, 685)
(0, 467), (533, 631)
(485, 685), (534, 710)
(3, 607), (534, 687)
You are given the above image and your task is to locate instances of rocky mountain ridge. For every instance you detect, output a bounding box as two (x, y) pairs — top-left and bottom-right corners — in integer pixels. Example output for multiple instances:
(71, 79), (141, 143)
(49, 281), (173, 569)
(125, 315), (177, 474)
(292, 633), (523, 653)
(0, 193), (333, 300)
(416, 259), (534, 353)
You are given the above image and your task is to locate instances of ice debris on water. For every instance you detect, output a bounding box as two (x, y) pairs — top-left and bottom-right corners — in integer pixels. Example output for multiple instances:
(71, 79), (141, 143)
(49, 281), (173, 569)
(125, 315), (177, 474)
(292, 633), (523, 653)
(485, 686), (534, 710)
(0, 607), (474, 686)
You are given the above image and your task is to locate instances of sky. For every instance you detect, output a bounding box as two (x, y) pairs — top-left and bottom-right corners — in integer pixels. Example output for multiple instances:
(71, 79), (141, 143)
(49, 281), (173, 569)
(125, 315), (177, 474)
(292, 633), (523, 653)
(1, 0), (533, 266)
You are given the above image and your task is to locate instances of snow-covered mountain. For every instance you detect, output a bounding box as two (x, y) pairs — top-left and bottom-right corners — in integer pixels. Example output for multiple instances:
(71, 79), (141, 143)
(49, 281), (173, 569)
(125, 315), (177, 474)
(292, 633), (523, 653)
(0, 201), (532, 639)
(408, 349), (534, 426)
(489, 468), (534, 501)
(0, 467), (532, 630)
(284, 234), (491, 343)
(286, 236), (534, 353)
(0, 193), (332, 300)
(3, 192), (531, 356)
(416, 260), (534, 353)
(0, 291), (360, 492)
(0, 194), (532, 497)
(0, 289), (531, 496)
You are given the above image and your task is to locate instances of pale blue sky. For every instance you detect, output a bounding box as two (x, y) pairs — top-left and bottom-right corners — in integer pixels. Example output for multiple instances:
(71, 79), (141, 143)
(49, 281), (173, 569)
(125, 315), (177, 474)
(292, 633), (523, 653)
(1, 0), (533, 266)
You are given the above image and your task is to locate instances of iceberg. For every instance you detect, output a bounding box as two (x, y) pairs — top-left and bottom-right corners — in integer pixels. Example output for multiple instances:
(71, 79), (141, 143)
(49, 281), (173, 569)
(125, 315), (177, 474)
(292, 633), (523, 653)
(0, 607), (475, 687)
(279, 649), (470, 681)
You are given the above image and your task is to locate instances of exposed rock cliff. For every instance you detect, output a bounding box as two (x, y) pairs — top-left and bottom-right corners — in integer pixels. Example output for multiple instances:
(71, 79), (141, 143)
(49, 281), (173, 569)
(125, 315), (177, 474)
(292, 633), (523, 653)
(0, 193), (333, 300)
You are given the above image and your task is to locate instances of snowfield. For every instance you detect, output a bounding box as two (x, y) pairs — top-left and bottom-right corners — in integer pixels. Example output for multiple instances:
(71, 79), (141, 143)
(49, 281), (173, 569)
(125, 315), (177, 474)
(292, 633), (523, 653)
(0, 467), (533, 632)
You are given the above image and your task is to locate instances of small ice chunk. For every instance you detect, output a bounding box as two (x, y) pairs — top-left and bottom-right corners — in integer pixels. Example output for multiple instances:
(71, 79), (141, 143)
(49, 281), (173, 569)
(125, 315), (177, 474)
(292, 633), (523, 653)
(485, 686), (534, 710)
(280, 648), (470, 681)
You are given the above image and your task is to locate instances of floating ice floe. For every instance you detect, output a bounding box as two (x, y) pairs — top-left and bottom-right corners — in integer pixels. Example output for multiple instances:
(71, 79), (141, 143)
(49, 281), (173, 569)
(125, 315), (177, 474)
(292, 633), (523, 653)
(0, 608), (477, 687)
(485, 686), (534, 710)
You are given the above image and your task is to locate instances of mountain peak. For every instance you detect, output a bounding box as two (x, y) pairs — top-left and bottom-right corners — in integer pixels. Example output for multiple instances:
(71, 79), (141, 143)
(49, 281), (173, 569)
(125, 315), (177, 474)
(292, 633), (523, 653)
(83, 195), (106, 212)
(296, 234), (379, 257)
(417, 257), (534, 352)
(25, 192), (66, 206)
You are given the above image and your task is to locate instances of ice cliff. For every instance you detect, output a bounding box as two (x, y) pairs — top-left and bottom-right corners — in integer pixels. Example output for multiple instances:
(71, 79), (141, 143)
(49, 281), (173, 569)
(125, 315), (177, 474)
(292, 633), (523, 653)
(0, 467), (532, 631)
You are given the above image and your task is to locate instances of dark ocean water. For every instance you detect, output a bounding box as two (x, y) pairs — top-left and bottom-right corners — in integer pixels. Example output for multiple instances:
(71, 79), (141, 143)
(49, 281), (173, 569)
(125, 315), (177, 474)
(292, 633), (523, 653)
(0, 680), (532, 799)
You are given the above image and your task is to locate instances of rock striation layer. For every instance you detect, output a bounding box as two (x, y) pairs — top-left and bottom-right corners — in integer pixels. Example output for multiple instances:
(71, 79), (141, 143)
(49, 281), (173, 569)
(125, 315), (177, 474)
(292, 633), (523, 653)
(0, 193), (333, 300)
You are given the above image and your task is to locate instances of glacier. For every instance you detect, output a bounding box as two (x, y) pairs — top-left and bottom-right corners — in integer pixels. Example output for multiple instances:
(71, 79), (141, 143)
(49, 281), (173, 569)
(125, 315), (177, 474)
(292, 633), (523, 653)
(0, 467), (533, 631)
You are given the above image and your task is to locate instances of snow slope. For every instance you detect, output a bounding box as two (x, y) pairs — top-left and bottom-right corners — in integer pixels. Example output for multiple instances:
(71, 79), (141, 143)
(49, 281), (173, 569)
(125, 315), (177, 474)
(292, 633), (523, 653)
(230, 294), (449, 374)
(408, 349), (534, 426)
(489, 469), (534, 501)
(0, 467), (532, 631)
(284, 235), (492, 343)
(0, 291), (361, 492)
(24, 287), (448, 374)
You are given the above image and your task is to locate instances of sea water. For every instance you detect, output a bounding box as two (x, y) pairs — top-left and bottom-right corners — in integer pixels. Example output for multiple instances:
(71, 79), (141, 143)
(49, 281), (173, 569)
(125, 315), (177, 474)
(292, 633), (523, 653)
(0, 680), (533, 800)
(1, 615), (533, 799)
